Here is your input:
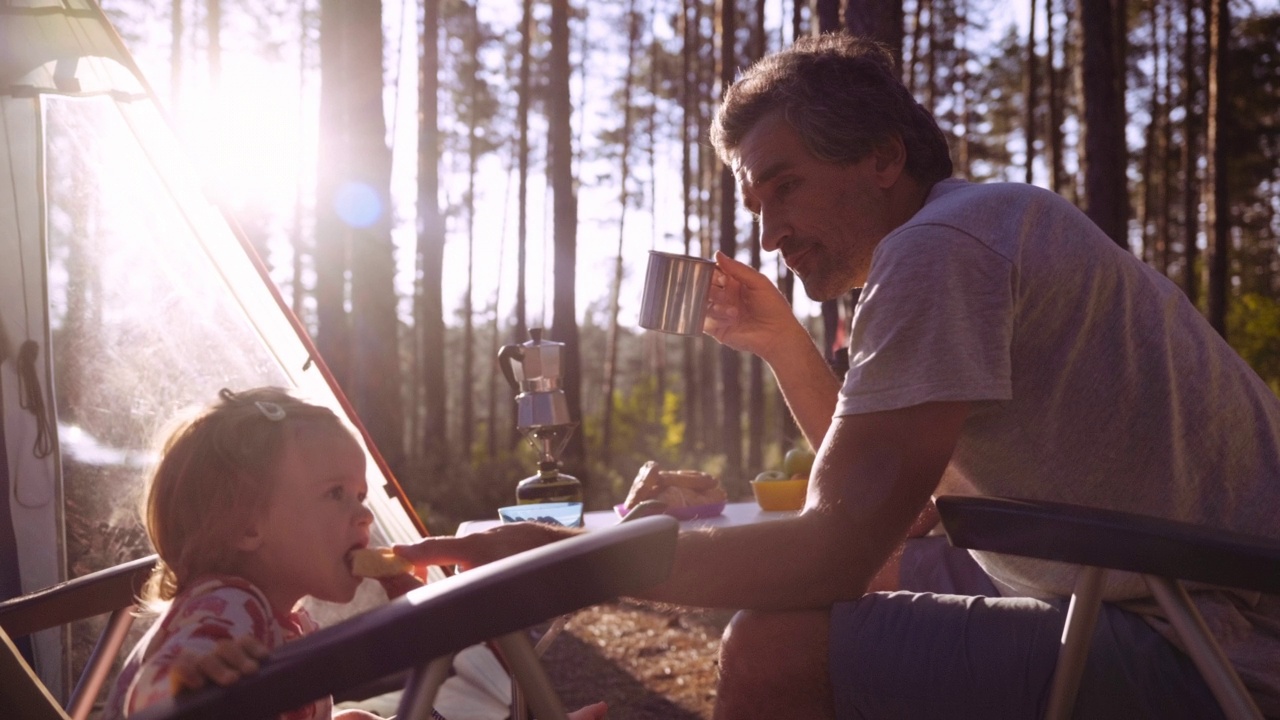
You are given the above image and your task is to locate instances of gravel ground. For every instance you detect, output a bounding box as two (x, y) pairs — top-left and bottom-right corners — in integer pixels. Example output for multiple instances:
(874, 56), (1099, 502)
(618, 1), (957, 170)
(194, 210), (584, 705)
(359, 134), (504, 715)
(540, 601), (735, 720)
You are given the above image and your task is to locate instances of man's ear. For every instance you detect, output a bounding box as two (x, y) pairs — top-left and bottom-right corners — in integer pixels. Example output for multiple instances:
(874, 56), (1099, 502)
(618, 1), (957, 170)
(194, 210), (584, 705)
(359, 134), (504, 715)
(872, 135), (907, 188)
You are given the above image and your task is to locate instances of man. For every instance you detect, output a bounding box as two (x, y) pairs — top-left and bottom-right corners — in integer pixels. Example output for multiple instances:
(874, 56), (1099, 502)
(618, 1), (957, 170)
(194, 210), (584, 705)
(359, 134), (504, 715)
(400, 35), (1280, 718)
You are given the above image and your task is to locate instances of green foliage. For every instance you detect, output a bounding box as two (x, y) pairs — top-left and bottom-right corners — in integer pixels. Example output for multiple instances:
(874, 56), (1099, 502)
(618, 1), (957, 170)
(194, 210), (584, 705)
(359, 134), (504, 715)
(1228, 293), (1280, 396)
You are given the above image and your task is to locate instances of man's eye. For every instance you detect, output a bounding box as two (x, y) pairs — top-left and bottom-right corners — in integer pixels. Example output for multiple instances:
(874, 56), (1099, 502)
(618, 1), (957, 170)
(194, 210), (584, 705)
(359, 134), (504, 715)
(776, 179), (797, 198)
(327, 486), (345, 500)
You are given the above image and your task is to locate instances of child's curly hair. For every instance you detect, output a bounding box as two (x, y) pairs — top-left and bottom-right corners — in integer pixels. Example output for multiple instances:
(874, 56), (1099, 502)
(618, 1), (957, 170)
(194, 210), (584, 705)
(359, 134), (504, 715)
(142, 387), (347, 602)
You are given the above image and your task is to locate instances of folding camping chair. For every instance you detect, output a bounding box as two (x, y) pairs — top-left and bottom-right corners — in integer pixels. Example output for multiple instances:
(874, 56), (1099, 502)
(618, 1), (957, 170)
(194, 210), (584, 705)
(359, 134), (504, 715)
(936, 495), (1280, 720)
(122, 514), (679, 720)
(0, 553), (157, 720)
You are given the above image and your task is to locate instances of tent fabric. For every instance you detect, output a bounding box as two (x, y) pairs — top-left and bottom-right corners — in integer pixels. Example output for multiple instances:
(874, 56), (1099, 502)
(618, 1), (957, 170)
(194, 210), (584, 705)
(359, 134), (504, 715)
(0, 363), (36, 667)
(1, 0), (439, 703)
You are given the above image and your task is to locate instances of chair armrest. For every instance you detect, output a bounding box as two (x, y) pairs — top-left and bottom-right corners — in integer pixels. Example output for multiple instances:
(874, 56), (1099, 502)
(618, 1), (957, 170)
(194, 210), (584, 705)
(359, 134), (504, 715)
(131, 515), (680, 720)
(0, 555), (157, 638)
(935, 495), (1280, 594)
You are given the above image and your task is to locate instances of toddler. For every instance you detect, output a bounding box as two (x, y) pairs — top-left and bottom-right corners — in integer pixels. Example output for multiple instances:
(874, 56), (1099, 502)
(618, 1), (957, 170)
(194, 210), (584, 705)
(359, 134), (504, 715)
(102, 387), (606, 719)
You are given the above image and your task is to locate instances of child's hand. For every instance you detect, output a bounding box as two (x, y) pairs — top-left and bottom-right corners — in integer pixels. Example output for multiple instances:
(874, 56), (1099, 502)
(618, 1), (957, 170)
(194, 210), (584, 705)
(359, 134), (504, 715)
(168, 635), (270, 695)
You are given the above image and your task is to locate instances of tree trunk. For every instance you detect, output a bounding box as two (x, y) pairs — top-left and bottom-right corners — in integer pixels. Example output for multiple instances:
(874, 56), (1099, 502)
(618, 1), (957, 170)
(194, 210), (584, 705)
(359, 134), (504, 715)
(1180, 0), (1200, 303)
(816, 0), (839, 30)
(844, 0), (904, 70)
(346, 0), (405, 473)
(950, 0), (969, 175)
(749, 0), (768, 473)
(1155, 0), (1173, 274)
(1046, 0), (1065, 193)
(291, 0), (310, 321)
(1079, 0), (1129, 247)
(170, 0), (183, 108)
(648, 0), (666, 426)
(1204, 0), (1229, 335)
(818, 0), (843, 371)
(1025, 0), (1038, 184)
(698, 18), (718, 454)
(907, 0), (924, 94)
(206, 0), (220, 93)
(720, 0), (744, 490)
(315, 0), (351, 389)
(417, 0), (448, 475)
(461, 1), (479, 456)
(602, 1), (641, 464)
(512, 0), (533, 448)
(548, 0), (586, 470)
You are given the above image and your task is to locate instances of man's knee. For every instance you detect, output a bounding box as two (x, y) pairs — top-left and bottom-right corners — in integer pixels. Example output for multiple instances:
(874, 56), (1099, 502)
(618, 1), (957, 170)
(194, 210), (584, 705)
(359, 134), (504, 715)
(718, 609), (830, 694)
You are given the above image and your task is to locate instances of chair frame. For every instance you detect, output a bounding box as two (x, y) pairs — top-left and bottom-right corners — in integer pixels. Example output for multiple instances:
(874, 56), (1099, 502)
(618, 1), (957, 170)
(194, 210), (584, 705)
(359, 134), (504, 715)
(0, 550), (157, 712)
(130, 515), (679, 720)
(0, 554), (157, 720)
(936, 495), (1279, 720)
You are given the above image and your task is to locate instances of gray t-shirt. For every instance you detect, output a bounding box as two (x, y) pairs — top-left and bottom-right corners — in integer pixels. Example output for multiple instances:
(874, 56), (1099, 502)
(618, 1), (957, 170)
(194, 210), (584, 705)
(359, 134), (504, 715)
(835, 178), (1280, 707)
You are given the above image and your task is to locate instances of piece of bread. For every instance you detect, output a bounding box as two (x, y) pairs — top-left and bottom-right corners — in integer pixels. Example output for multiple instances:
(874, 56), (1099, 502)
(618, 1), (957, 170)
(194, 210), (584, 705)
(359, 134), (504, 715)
(657, 470), (718, 491)
(350, 547), (413, 578)
(624, 461), (664, 509)
(626, 461), (726, 511)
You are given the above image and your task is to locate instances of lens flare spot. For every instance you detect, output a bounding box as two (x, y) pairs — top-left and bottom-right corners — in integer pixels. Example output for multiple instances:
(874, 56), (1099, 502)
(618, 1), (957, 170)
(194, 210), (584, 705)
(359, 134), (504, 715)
(334, 182), (382, 228)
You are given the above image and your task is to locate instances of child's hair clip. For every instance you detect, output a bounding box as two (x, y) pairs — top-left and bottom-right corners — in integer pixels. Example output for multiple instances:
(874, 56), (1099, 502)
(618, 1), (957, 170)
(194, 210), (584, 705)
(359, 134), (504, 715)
(255, 401), (286, 422)
(219, 388), (236, 402)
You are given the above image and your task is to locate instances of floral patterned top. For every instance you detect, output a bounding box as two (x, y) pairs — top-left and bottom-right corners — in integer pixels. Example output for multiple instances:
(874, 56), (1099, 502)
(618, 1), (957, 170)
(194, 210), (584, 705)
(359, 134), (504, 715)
(101, 575), (329, 720)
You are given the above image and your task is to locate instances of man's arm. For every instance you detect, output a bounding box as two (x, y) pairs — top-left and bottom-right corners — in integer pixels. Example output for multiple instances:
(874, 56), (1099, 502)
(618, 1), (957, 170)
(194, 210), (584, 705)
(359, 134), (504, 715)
(636, 400), (969, 610)
(394, 403), (967, 611)
(704, 251), (841, 448)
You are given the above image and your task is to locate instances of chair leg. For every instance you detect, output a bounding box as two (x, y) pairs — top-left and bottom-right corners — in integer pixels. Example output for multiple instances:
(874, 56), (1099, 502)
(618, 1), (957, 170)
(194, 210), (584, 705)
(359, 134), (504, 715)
(67, 606), (135, 720)
(1045, 566), (1106, 720)
(395, 654), (455, 720)
(1144, 576), (1263, 720)
(494, 630), (569, 720)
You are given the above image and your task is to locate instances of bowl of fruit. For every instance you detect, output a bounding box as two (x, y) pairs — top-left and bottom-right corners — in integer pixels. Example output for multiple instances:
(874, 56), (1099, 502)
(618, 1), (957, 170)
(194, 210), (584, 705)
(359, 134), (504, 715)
(750, 448), (814, 512)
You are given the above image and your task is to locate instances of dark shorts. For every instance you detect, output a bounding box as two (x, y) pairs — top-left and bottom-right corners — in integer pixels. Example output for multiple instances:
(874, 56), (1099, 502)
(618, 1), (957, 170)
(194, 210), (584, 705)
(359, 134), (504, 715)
(828, 536), (1224, 719)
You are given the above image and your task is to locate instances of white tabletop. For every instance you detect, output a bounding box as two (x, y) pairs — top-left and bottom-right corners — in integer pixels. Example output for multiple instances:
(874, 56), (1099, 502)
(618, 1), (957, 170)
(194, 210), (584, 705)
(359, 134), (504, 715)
(456, 501), (796, 536)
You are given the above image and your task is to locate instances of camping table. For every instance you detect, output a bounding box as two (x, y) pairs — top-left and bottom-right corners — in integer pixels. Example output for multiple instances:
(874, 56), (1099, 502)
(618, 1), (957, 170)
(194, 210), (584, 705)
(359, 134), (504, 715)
(456, 501), (796, 720)
(456, 500), (796, 536)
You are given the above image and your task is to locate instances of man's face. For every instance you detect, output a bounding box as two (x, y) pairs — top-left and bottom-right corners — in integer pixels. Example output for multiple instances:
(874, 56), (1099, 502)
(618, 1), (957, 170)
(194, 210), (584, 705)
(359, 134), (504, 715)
(735, 113), (895, 301)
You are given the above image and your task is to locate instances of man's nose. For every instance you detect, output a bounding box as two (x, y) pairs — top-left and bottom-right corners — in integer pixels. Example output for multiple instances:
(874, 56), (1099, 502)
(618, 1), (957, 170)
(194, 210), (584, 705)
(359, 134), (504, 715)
(759, 210), (789, 252)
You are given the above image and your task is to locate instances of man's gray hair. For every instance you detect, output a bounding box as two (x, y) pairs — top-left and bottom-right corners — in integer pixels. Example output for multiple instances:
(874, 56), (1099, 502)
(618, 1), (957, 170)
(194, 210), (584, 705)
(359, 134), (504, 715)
(711, 34), (953, 184)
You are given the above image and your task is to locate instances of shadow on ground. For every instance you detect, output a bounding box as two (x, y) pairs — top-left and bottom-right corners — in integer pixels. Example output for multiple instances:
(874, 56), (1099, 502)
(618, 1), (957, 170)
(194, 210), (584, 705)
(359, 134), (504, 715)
(541, 631), (708, 719)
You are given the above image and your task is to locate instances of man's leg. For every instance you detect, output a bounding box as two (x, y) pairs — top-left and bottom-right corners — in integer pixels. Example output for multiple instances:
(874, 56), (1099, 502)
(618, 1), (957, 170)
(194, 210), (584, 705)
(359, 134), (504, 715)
(712, 534), (951, 719)
(714, 609), (834, 720)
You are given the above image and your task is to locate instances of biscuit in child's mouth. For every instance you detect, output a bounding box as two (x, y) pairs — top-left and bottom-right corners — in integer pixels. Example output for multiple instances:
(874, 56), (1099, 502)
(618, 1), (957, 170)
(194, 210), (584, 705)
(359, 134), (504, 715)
(350, 547), (413, 578)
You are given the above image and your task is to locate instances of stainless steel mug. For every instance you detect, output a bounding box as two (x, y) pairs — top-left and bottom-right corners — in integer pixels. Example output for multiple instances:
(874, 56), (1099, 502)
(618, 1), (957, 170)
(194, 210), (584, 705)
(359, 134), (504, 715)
(638, 251), (716, 335)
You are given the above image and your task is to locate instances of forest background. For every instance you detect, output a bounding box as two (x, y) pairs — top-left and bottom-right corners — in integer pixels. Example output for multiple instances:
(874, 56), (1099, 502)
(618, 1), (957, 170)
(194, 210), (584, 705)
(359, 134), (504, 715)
(102, 0), (1280, 534)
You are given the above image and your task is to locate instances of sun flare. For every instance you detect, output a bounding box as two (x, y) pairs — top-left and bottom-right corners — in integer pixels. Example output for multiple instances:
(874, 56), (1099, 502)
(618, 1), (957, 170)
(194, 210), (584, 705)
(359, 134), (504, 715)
(174, 56), (312, 217)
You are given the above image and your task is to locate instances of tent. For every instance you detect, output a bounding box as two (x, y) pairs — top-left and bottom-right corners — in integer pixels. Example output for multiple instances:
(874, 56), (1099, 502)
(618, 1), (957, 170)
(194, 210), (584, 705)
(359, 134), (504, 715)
(0, 1), (510, 714)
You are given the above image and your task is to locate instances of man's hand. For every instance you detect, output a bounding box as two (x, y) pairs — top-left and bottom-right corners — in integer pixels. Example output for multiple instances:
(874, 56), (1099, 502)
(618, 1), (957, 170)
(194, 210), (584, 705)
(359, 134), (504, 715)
(704, 251), (808, 362)
(376, 572), (425, 600)
(394, 521), (577, 572)
(168, 635), (269, 695)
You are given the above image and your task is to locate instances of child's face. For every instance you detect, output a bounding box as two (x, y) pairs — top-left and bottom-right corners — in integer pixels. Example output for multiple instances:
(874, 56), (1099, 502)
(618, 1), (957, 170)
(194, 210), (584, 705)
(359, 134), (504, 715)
(240, 422), (373, 613)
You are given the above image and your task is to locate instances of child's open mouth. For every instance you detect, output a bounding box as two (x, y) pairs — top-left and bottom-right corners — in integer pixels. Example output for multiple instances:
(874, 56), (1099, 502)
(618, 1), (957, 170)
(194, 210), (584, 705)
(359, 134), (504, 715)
(344, 544), (366, 575)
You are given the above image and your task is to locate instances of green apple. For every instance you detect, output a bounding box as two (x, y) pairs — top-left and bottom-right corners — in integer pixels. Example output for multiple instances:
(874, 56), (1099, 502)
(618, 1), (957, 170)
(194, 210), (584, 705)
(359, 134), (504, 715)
(783, 448), (816, 478)
(754, 470), (788, 482)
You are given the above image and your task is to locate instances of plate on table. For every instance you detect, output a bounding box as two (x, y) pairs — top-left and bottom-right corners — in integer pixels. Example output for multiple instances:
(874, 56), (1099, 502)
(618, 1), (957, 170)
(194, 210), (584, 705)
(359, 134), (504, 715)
(498, 502), (584, 528)
(614, 501), (726, 521)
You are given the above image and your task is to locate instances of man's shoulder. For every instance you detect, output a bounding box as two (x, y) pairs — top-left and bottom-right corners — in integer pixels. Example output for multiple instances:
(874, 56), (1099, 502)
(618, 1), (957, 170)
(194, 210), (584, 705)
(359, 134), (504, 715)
(922, 179), (1065, 214)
